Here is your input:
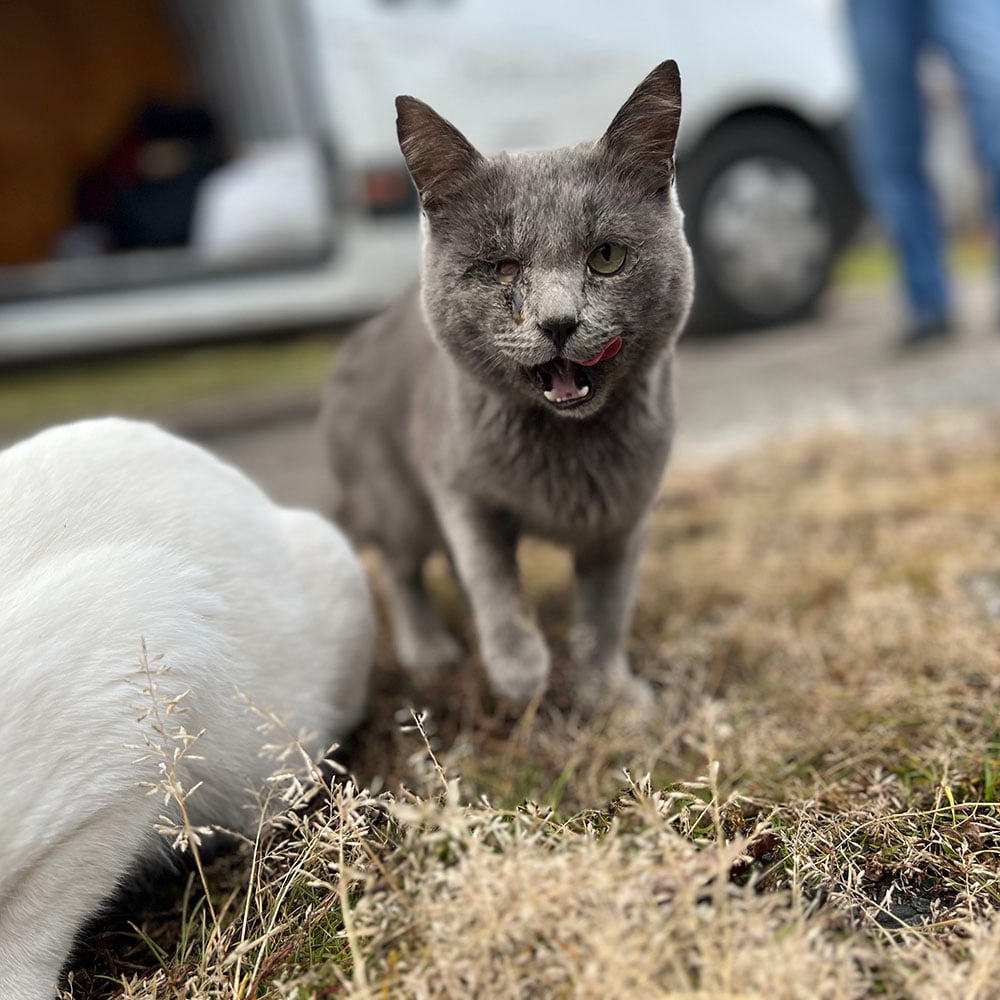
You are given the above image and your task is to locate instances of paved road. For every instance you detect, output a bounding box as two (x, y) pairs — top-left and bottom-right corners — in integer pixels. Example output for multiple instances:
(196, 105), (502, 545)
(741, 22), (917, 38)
(675, 274), (1000, 462)
(208, 275), (1000, 512)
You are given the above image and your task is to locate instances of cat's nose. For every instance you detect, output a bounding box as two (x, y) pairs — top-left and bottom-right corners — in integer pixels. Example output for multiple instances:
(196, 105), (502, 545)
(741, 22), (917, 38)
(539, 316), (579, 352)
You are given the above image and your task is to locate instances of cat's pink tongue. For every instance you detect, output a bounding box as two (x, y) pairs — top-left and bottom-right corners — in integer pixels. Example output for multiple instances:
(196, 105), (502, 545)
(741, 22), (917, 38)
(580, 336), (622, 367)
(547, 360), (584, 402)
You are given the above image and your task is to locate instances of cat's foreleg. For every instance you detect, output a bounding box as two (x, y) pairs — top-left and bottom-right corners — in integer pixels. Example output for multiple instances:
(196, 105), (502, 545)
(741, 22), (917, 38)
(571, 522), (654, 708)
(433, 494), (550, 702)
(382, 554), (463, 675)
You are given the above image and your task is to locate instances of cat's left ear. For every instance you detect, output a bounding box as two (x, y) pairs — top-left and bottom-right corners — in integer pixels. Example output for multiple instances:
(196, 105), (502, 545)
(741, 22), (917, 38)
(599, 60), (682, 190)
(396, 96), (484, 212)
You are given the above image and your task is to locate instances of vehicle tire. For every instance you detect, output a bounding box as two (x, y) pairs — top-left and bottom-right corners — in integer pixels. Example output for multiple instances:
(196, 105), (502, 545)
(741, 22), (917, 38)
(678, 115), (856, 332)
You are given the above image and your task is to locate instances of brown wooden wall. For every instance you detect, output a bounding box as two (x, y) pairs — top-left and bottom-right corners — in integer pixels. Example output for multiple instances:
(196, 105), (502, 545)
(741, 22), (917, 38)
(0, 0), (191, 266)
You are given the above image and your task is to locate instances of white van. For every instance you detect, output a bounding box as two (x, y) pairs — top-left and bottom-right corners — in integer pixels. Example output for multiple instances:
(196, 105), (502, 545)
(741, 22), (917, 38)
(0, 0), (859, 360)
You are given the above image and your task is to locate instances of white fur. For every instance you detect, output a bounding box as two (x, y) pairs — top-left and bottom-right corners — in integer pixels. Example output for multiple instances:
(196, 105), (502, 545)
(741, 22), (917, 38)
(0, 418), (373, 999)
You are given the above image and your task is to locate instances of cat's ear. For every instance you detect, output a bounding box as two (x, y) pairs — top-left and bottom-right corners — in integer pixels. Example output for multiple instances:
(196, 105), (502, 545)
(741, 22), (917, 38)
(396, 96), (484, 212)
(599, 60), (681, 189)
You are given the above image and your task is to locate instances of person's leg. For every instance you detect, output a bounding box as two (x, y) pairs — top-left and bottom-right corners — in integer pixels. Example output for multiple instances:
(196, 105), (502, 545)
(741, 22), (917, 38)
(929, 0), (1000, 311)
(846, 0), (951, 331)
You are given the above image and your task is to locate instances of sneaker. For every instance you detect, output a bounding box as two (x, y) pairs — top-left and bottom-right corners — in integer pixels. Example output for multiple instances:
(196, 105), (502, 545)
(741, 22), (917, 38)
(899, 317), (952, 348)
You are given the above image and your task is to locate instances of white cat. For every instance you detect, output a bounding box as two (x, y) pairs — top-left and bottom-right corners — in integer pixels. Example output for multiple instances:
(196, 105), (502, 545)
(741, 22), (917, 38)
(0, 418), (374, 1000)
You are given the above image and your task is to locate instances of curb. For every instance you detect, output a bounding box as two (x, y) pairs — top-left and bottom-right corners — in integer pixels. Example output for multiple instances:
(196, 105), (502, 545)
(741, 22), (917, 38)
(158, 390), (320, 443)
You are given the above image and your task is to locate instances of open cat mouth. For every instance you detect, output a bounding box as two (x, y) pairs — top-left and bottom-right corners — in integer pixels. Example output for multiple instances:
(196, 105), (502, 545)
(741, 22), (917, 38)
(530, 337), (622, 409)
(532, 357), (591, 407)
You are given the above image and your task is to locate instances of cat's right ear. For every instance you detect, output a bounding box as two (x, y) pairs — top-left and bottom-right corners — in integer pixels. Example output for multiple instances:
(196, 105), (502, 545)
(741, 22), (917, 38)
(396, 96), (484, 212)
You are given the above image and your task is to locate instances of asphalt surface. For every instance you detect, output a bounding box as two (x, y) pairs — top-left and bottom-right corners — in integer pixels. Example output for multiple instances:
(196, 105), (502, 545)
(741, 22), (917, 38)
(207, 275), (1000, 512)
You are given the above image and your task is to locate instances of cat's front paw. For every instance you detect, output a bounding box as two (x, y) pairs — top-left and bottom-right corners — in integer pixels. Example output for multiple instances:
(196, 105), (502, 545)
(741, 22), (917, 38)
(395, 628), (464, 678)
(481, 618), (551, 703)
(576, 654), (655, 715)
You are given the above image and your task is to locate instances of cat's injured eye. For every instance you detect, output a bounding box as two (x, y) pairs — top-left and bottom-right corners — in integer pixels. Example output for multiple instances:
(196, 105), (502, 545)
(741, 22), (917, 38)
(493, 259), (521, 285)
(587, 242), (628, 276)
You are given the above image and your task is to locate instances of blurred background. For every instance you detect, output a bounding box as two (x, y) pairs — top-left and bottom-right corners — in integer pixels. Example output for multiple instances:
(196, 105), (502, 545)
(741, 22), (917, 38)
(1, 0), (997, 491)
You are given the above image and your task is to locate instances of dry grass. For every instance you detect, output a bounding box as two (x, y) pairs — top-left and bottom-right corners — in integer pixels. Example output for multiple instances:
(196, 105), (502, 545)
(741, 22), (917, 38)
(64, 410), (1000, 998)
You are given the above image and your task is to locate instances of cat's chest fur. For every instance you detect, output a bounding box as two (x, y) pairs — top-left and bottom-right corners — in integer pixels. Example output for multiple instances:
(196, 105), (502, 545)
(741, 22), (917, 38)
(423, 360), (675, 543)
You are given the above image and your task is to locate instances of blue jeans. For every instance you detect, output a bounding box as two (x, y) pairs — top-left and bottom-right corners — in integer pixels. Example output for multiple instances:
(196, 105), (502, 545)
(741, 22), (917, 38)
(847, 0), (1000, 323)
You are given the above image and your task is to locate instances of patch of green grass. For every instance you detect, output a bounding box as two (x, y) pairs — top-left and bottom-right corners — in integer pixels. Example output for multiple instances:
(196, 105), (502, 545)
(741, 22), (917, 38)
(836, 231), (993, 286)
(0, 331), (339, 438)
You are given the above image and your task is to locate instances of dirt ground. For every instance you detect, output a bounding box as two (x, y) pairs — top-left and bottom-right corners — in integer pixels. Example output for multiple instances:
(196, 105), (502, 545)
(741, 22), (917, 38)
(205, 274), (1000, 509)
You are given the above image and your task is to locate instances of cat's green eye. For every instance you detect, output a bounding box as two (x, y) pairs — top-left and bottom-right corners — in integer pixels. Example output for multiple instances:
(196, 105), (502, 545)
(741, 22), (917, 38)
(493, 259), (521, 285)
(587, 242), (628, 276)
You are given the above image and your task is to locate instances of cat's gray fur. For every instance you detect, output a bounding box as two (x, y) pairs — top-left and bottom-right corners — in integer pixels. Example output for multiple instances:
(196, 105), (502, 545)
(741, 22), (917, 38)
(321, 61), (693, 705)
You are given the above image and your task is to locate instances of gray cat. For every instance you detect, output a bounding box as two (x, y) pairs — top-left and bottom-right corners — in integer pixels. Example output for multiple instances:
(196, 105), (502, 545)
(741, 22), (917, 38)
(321, 60), (693, 707)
